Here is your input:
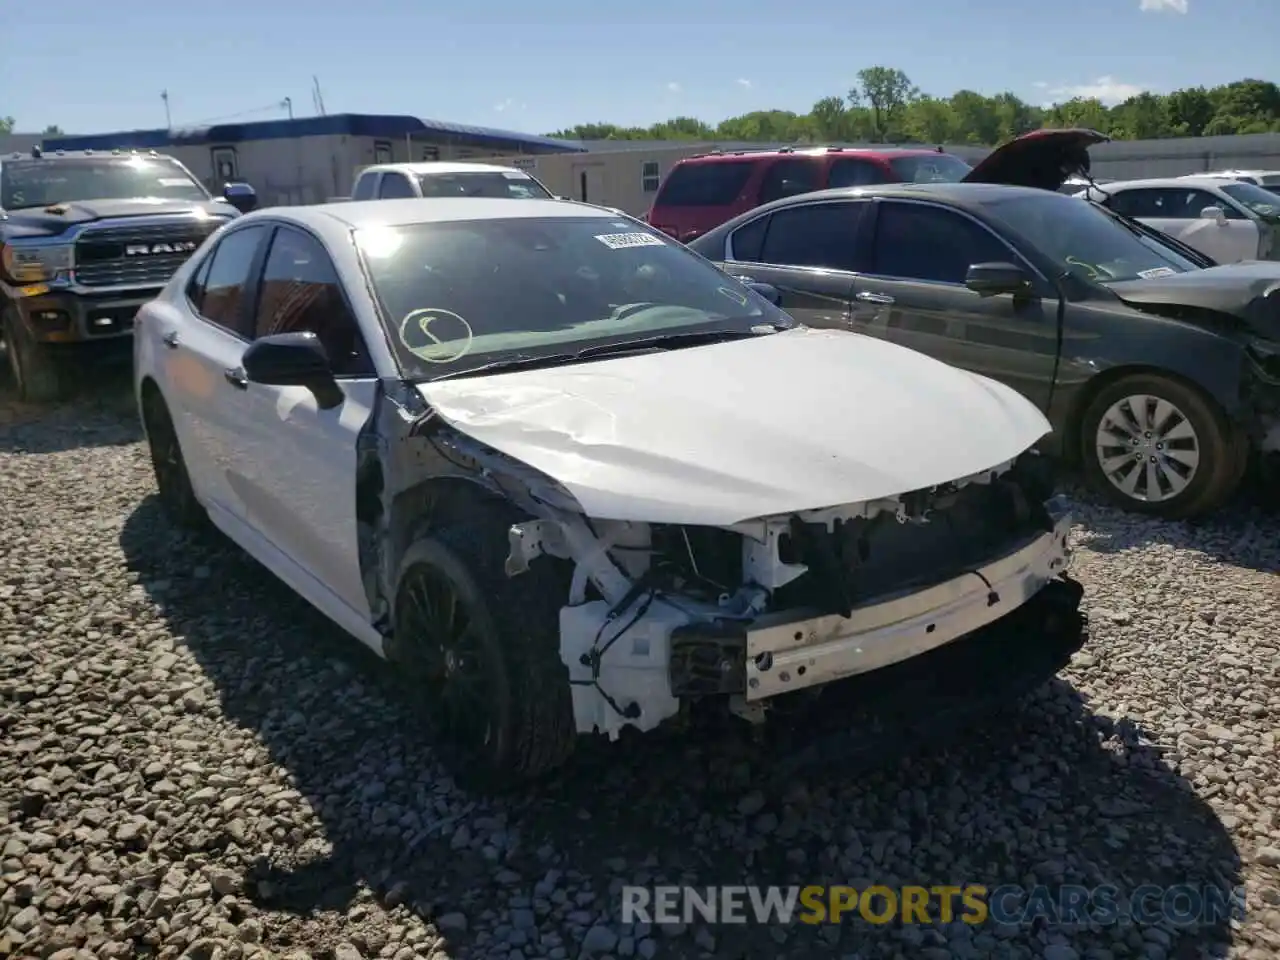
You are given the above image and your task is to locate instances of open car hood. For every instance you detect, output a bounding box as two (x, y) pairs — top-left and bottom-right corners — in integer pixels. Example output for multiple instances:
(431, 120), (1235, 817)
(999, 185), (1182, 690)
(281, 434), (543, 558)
(1106, 261), (1280, 340)
(962, 129), (1111, 192)
(416, 327), (1052, 526)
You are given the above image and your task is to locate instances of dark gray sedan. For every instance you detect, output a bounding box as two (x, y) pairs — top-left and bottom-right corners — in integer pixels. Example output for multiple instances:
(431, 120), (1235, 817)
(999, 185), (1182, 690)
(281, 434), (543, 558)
(689, 158), (1280, 519)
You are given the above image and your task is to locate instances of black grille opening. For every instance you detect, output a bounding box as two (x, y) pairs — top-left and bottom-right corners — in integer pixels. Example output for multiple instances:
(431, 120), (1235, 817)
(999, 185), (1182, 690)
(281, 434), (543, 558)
(772, 462), (1055, 615)
(74, 220), (217, 288)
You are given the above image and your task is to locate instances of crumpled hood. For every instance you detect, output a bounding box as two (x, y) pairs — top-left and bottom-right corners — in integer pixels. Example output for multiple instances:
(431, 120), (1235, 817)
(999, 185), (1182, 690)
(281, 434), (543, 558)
(1106, 261), (1280, 340)
(1, 198), (234, 234)
(416, 327), (1052, 526)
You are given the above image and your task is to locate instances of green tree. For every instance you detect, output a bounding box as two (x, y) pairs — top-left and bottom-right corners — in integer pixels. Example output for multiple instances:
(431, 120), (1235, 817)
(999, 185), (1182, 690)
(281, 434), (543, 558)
(852, 66), (920, 141)
(543, 73), (1280, 147)
(0, 116), (14, 134)
(42, 124), (63, 136)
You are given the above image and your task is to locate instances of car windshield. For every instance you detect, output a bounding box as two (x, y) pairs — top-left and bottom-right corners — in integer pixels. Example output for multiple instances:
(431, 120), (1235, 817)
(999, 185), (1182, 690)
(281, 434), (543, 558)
(981, 191), (1203, 284)
(356, 215), (785, 380)
(888, 154), (972, 183)
(415, 171), (552, 200)
(1220, 182), (1280, 222)
(0, 157), (209, 209)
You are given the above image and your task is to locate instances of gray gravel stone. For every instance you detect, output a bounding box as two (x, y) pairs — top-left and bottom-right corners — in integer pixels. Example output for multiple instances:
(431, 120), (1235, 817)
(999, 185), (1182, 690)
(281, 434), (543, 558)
(2, 379), (1278, 960)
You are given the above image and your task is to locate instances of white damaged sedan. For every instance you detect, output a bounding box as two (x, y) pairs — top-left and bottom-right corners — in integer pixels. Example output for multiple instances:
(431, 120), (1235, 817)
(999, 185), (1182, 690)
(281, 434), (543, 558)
(133, 197), (1087, 787)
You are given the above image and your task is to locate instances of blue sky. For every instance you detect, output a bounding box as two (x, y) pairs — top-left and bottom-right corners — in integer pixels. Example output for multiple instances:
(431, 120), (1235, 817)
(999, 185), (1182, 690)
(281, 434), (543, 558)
(2, 0), (1274, 137)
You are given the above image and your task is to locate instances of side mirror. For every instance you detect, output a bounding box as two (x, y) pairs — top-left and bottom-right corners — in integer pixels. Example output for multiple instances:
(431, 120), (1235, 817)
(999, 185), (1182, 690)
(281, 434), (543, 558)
(1199, 205), (1227, 224)
(222, 182), (259, 214)
(965, 262), (1033, 297)
(241, 332), (342, 408)
(745, 281), (782, 306)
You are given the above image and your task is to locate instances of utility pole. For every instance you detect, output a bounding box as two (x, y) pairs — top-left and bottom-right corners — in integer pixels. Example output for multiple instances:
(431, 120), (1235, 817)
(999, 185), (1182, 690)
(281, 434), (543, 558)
(283, 97), (293, 120)
(161, 90), (171, 129)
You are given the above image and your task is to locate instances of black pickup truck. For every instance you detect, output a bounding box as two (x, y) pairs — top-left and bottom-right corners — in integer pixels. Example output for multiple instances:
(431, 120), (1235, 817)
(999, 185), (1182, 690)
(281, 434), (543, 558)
(0, 147), (258, 401)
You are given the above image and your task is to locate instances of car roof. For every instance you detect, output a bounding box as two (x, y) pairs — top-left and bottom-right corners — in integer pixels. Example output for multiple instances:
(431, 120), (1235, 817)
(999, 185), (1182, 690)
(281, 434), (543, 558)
(753, 181), (1059, 208)
(361, 161), (530, 176)
(689, 182), (1076, 242)
(676, 146), (953, 165)
(247, 197), (621, 231)
(1107, 176), (1233, 190)
(3, 149), (179, 162)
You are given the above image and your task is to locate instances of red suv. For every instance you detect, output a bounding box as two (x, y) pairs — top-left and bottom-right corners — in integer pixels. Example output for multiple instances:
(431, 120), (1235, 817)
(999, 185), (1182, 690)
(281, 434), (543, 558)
(646, 146), (975, 242)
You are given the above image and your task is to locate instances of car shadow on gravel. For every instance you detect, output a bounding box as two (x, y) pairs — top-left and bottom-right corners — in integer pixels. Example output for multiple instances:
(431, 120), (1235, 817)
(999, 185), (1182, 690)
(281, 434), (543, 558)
(1058, 472), (1280, 575)
(0, 360), (139, 454)
(120, 497), (1244, 960)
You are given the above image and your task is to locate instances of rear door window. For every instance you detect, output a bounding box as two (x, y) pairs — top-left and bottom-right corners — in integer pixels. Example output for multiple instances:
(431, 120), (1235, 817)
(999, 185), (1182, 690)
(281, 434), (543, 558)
(757, 159), (822, 204)
(654, 160), (755, 207)
(828, 158), (891, 188)
(728, 204), (869, 269)
(352, 172), (379, 201)
(378, 174), (418, 199)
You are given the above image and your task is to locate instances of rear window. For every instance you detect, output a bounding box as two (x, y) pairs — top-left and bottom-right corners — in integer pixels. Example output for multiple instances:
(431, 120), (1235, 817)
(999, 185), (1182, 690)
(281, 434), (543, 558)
(654, 160), (755, 207)
(886, 154), (972, 184)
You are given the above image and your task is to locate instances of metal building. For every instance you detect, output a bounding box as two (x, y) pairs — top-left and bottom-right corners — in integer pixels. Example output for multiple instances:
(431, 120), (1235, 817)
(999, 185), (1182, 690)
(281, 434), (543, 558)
(30, 114), (586, 207)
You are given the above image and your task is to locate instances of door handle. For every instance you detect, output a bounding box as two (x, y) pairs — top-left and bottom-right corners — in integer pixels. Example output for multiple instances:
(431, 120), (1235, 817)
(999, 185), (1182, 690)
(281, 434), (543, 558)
(223, 367), (249, 389)
(855, 291), (895, 305)
(162, 330), (179, 349)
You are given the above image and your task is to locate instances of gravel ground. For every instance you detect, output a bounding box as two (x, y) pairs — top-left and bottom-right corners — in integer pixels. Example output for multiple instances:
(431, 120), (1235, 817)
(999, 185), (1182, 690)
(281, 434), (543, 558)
(2, 372), (1280, 960)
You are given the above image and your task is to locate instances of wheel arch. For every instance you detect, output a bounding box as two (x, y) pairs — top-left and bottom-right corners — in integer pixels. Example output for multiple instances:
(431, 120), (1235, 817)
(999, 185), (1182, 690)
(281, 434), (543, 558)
(1058, 362), (1239, 466)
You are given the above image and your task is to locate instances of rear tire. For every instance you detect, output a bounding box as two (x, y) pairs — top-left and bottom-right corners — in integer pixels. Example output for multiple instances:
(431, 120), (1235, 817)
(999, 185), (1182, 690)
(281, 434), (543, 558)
(1079, 373), (1239, 519)
(2, 308), (63, 403)
(141, 388), (208, 530)
(392, 498), (576, 790)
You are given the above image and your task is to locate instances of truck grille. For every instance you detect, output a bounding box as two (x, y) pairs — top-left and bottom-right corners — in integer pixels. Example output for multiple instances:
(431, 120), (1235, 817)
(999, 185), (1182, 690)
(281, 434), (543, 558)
(74, 219), (219, 288)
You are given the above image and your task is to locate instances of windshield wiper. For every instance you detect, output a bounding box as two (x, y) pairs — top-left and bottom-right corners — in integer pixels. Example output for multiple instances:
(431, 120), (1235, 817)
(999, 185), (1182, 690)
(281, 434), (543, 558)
(423, 324), (789, 382)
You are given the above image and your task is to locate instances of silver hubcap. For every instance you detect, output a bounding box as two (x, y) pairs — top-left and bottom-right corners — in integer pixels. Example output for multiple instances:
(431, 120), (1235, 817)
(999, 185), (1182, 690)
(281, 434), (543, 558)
(1094, 393), (1201, 503)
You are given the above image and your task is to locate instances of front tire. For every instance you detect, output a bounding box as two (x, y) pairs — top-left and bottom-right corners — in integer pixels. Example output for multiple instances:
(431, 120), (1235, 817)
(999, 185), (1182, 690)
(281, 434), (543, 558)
(2, 308), (63, 403)
(1079, 373), (1239, 518)
(392, 500), (576, 789)
(141, 388), (207, 530)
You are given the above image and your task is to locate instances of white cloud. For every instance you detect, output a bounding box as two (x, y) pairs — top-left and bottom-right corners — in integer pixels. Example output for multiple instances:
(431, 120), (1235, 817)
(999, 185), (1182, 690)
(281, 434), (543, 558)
(736, 78), (752, 89)
(1045, 76), (1148, 105)
(494, 99), (514, 112)
(1139, 0), (1187, 12)
(1032, 81), (1049, 90)
(666, 82), (681, 94)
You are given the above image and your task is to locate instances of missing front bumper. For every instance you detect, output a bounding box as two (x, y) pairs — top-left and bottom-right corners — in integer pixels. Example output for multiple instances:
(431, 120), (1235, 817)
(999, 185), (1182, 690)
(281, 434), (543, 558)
(742, 509), (1073, 701)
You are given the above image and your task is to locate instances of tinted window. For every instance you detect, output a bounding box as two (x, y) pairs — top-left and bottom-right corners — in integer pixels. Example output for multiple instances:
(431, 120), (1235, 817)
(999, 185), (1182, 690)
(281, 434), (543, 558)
(352, 173), (378, 201)
(886, 154), (972, 183)
(1110, 188), (1244, 220)
(756, 202), (868, 270)
(828, 159), (890, 188)
(415, 171), (552, 199)
(0, 157), (208, 209)
(728, 216), (769, 261)
(194, 225), (269, 335)
(378, 174), (417, 199)
(354, 217), (788, 380)
(872, 203), (1009, 284)
(654, 160), (755, 207)
(758, 159), (821, 204)
(1220, 182), (1280, 220)
(253, 228), (373, 376)
(983, 192), (1201, 282)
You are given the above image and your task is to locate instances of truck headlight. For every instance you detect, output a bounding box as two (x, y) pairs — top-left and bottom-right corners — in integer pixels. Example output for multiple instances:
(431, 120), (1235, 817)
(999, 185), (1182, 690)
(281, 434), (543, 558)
(1, 242), (74, 283)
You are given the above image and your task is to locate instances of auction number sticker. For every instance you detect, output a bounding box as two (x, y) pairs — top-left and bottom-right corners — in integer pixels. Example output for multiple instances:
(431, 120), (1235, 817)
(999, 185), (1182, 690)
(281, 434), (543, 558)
(594, 232), (666, 250)
(1136, 267), (1177, 279)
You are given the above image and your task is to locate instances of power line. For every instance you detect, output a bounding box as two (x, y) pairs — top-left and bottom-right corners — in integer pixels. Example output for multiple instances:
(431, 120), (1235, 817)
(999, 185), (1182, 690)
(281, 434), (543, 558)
(179, 101), (293, 128)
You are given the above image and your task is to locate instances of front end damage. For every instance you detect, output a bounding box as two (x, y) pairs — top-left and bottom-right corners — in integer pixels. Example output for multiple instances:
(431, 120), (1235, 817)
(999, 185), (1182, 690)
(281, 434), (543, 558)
(357, 382), (1086, 746)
